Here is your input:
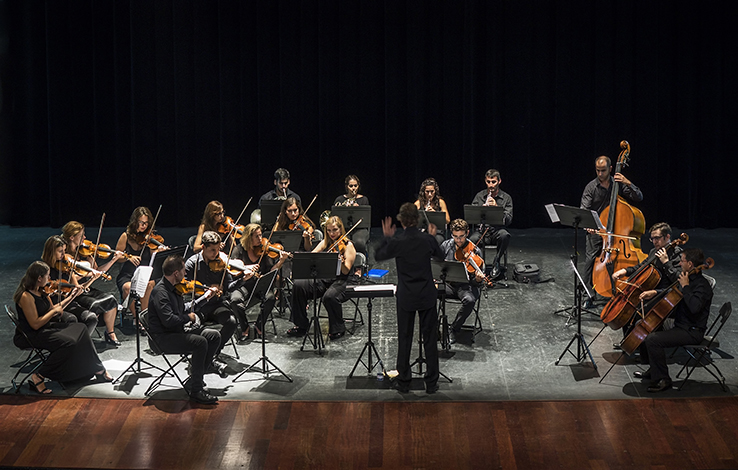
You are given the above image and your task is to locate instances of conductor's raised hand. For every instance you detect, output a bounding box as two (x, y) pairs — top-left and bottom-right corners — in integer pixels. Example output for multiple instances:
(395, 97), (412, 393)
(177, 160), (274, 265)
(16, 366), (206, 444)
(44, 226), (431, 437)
(427, 223), (438, 237)
(381, 217), (396, 238)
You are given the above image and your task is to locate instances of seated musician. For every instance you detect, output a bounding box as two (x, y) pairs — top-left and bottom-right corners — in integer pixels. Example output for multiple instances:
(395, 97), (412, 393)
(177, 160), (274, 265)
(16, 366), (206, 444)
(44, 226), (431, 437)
(439, 219), (485, 344)
(413, 177), (450, 245)
(230, 223), (290, 342)
(194, 201), (232, 253)
(286, 215), (356, 340)
(115, 207), (165, 321)
(147, 254), (221, 405)
(470, 169), (513, 279)
(633, 248), (713, 392)
(259, 167), (302, 207)
(61, 221), (124, 346)
(275, 196), (322, 251)
(611, 222), (683, 350)
(184, 231), (240, 376)
(14, 261), (113, 394)
(333, 174), (370, 254)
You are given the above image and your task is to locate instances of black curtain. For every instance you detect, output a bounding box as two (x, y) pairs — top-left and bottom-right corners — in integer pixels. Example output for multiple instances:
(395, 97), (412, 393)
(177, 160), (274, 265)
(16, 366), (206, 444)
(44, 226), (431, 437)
(4, 0), (736, 229)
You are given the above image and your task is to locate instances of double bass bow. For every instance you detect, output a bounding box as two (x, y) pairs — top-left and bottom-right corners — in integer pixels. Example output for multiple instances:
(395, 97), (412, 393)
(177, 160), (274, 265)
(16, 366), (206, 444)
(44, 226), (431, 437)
(592, 141), (648, 298)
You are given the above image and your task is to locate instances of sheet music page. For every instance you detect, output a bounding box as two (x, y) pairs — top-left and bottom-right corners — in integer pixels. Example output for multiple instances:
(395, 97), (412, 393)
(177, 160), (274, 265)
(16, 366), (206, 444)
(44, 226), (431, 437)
(592, 210), (606, 230)
(545, 204), (560, 223)
(130, 266), (153, 298)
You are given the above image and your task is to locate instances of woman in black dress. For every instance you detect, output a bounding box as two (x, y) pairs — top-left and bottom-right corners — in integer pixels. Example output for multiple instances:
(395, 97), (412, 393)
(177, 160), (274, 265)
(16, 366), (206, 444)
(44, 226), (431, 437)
(14, 261), (113, 394)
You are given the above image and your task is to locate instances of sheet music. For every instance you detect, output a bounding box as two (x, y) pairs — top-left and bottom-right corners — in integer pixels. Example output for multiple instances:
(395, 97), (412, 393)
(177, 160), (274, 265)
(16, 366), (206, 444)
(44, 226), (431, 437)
(130, 266), (153, 298)
(353, 284), (396, 294)
(545, 204), (559, 223)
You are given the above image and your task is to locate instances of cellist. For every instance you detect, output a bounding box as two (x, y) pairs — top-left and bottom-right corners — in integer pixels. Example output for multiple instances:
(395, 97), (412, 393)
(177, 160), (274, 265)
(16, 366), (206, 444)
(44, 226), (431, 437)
(632, 248), (713, 392)
(611, 222), (683, 350)
(580, 155), (643, 306)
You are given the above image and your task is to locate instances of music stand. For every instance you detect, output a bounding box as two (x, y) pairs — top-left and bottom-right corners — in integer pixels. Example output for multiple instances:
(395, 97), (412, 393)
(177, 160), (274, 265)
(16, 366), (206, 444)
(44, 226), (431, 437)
(431, 259), (469, 352)
(150, 245), (188, 280)
(260, 200), (284, 230)
(331, 206), (371, 230)
(555, 258), (598, 370)
(292, 252), (340, 355)
(419, 210), (447, 232)
(265, 230), (304, 252)
(348, 284), (396, 378)
(546, 203), (601, 324)
(463, 205), (505, 227)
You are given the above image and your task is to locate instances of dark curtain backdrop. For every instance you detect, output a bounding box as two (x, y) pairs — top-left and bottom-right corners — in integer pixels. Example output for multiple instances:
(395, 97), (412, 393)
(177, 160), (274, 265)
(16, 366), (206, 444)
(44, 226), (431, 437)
(4, 0), (736, 230)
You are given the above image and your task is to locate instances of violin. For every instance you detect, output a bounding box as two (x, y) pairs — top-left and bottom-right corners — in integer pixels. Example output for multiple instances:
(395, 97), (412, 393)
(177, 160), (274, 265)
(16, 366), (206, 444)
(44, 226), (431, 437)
(217, 216), (245, 239)
(209, 253), (258, 278)
(174, 279), (220, 297)
(134, 231), (166, 250)
(78, 239), (132, 260)
(454, 240), (494, 287)
(289, 214), (315, 237)
(329, 239), (349, 256)
(255, 239), (289, 259)
(56, 254), (112, 281)
(44, 279), (76, 295)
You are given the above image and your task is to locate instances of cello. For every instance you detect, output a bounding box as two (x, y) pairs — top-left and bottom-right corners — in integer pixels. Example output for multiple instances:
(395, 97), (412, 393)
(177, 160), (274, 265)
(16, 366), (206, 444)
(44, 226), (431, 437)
(600, 233), (689, 330)
(620, 257), (714, 355)
(592, 141), (648, 298)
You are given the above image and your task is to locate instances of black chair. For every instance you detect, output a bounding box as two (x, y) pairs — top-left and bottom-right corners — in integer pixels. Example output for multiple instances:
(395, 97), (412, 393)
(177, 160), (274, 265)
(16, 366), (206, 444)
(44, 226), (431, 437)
(5, 305), (49, 393)
(675, 301), (732, 392)
(441, 291), (483, 342)
(139, 309), (191, 396)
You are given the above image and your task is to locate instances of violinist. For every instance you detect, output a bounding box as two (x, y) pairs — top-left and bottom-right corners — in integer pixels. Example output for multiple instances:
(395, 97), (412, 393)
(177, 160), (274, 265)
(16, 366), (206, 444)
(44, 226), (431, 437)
(581, 156), (643, 304)
(470, 169), (513, 279)
(275, 197), (323, 251)
(286, 215), (356, 340)
(13, 261), (113, 394)
(333, 174), (370, 254)
(633, 248), (713, 392)
(611, 222), (683, 349)
(230, 224), (290, 342)
(194, 201), (232, 253)
(413, 177), (450, 245)
(61, 221), (124, 346)
(258, 167), (302, 207)
(147, 255), (220, 404)
(115, 207), (164, 320)
(439, 219), (485, 344)
(184, 230), (239, 374)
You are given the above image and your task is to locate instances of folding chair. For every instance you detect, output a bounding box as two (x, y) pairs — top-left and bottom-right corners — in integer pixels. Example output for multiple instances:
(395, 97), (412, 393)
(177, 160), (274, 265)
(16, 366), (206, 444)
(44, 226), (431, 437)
(317, 253), (367, 335)
(139, 309), (191, 396)
(5, 305), (49, 393)
(675, 301), (732, 391)
(444, 293), (483, 341)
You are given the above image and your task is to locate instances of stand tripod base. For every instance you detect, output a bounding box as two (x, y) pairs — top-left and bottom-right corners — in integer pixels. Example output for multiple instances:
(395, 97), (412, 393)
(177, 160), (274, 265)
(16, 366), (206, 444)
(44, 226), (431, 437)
(555, 332), (598, 371)
(113, 357), (166, 384)
(234, 356), (292, 382)
(349, 340), (384, 378)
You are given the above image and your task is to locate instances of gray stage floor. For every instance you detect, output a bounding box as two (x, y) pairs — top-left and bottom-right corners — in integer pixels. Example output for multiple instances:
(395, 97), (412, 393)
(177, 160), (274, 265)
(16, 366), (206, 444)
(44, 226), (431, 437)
(1, 225), (736, 402)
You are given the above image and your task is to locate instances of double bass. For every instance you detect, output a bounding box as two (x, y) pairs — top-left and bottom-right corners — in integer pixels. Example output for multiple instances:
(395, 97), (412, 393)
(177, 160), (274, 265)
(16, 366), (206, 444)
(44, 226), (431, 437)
(592, 141), (648, 298)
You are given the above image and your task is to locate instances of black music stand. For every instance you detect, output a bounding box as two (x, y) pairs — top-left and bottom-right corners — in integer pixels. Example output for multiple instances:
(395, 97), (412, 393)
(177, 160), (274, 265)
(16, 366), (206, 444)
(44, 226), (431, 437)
(264, 230), (304, 317)
(348, 284), (396, 378)
(260, 200), (284, 230)
(555, 258), (598, 370)
(419, 210), (447, 232)
(292, 252), (340, 355)
(432, 259), (469, 352)
(232, 270), (292, 382)
(547, 203), (601, 325)
(463, 204), (508, 282)
(150, 245), (187, 280)
(331, 206), (371, 230)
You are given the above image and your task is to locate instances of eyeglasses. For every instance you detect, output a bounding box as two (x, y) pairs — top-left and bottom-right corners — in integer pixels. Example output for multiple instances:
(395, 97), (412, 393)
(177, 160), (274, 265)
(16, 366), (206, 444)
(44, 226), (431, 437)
(649, 235), (664, 242)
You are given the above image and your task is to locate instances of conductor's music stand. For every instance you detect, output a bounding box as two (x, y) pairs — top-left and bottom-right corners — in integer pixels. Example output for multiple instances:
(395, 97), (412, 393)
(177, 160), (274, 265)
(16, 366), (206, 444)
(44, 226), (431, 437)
(555, 258), (598, 370)
(260, 200), (284, 230)
(331, 206), (371, 230)
(292, 252), (340, 355)
(419, 210), (447, 233)
(547, 203), (601, 325)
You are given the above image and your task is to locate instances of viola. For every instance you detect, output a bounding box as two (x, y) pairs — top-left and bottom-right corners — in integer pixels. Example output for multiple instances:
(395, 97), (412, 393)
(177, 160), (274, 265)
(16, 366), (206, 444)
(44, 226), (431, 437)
(255, 239), (289, 259)
(289, 214), (314, 236)
(134, 231), (166, 250)
(78, 239), (132, 260)
(217, 216), (245, 239)
(209, 254), (259, 278)
(174, 279), (220, 297)
(454, 240), (495, 287)
(56, 254), (112, 281)
(44, 279), (75, 296)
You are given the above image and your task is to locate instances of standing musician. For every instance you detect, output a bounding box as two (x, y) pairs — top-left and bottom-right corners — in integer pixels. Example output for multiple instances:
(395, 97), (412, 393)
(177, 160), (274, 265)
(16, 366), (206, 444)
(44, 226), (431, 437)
(439, 219), (485, 344)
(581, 156), (643, 304)
(14, 261), (113, 394)
(184, 230), (239, 375)
(286, 215), (356, 340)
(147, 254), (221, 404)
(194, 201), (232, 253)
(633, 248), (713, 392)
(115, 207), (165, 320)
(61, 221), (124, 346)
(333, 174), (370, 254)
(611, 222), (683, 350)
(375, 203), (444, 394)
(230, 223), (290, 342)
(470, 169), (513, 279)
(275, 196), (322, 251)
(259, 167), (302, 207)
(413, 177), (450, 245)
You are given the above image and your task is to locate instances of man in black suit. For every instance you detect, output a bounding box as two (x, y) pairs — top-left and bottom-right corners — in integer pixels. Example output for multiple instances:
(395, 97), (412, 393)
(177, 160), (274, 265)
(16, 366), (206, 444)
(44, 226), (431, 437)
(375, 203), (444, 394)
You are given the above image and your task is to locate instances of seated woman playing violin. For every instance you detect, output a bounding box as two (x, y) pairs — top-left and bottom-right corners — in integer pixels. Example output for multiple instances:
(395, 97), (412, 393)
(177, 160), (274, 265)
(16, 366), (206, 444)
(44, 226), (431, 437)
(194, 201), (235, 253)
(438, 219), (485, 345)
(61, 221), (125, 346)
(230, 224), (290, 342)
(287, 215), (356, 340)
(275, 197), (323, 251)
(14, 261), (114, 394)
(184, 231), (242, 371)
(115, 207), (166, 323)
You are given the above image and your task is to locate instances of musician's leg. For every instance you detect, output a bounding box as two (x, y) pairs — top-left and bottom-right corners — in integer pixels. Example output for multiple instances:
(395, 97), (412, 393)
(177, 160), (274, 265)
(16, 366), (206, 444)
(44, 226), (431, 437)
(419, 305), (440, 390)
(288, 279), (312, 332)
(451, 284), (478, 331)
(395, 305), (415, 389)
(584, 233), (602, 290)
(644, 327), (702, 382)
(209, 305), (237, 353)
(323, 279), (347, 336)
(491, 228), (511, 266)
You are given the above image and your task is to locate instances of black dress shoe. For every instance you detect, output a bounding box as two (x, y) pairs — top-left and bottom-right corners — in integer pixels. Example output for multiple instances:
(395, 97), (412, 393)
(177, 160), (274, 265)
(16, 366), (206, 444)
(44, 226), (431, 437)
(328, 331), (345, 340)
(491, 263), (501, 279)
(448, 330), (457, 345)
(191, 389), (218, 404)
(104, 331), (121, 346)
(647, 378), (672, 393)
(426, 384), (439, 394)
(286, 326), (307, 337)
(392, 380), (410, 393)
(612, 342), (622, 350)
(633, 369), (651, 379)
(208, 359), (228, 378)
(184, 378), (208, 394)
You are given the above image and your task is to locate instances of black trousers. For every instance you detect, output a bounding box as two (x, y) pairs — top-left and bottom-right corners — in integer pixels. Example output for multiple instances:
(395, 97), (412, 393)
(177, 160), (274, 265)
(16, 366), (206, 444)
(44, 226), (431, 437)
(641, 326), (704, 381)
(292, 278), (347, 334)
(199, 303), (237, 354)
(470, 227), (511, 265)
(230, 283), (276, 333)
(396, 305), (439, 389)
(152, 327), (220, 391)
(583, 232), (603, 290)
(444, 283), (479, 332)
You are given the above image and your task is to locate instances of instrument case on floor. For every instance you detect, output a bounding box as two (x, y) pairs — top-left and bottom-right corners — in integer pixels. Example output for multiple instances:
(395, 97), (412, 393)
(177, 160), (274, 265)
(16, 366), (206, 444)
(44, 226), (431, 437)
(513, 263), (540, 283)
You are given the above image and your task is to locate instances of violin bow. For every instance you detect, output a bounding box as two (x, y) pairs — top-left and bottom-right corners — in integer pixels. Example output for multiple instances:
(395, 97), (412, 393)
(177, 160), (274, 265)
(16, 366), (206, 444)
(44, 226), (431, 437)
(225, 197), (252, 242)
(327, 218), (363, 253)
(303, 194), (318, 215)
(91, 213), (105, 266)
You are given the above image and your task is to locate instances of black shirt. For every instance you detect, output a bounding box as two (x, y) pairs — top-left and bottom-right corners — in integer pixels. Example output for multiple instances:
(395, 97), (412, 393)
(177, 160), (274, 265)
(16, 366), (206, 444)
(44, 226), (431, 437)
(333, 194), (370, 206)
(580, 177), (643, 214)
(259, 188), (301, 207)
(470, 189), (513, 227)
(147, 277), (191, 335)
